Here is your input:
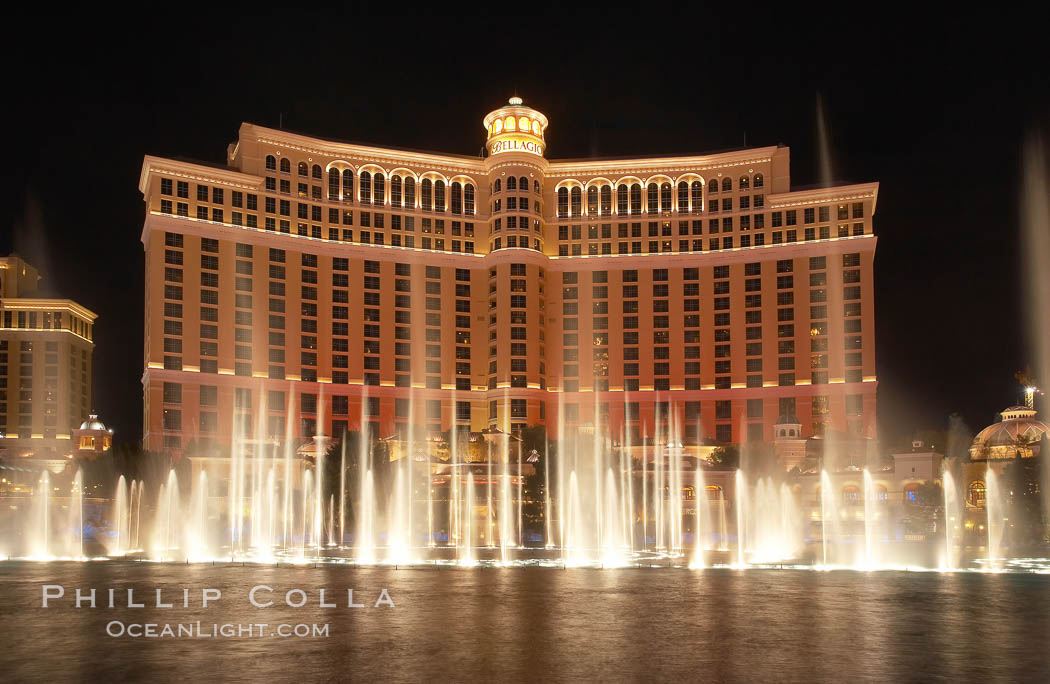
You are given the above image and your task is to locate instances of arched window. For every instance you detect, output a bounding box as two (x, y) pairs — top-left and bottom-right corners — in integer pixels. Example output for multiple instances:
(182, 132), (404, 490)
(434, 180), (446, 212)
(721, 177), (731, 192)
(708, 178), (718, 193)
(691, 181), (703, 213)
(753, 174), (764, 189)
(420, 178), (433, 210)
(587, 186), (598, 215)
(342, 169), (354, 201)
(404, 177), (416, 207)
(842, 485), (861, 506)
(705, 485), (723, 500)
(903, 483), (921, 504)
(600, 185), (612, 214)
(557, 187), (569, 218)
(280, 158), (290, 173)
(391, 176), (402, 207)
(312, 164), (322, 180)
(266, 155), (277, 171)
(630, 184), (642, 215)
(298, 162), (308, 177)
(678, 182), (689, 212)
(647, 183), (659, 213)
(328, 168), (340, 199)
(534, 180), (541, 194)
(494, 178), (502, 193)
(373, 173), (385, 205)
(617, 184), (628, 215)
(969, 480), (986, 507)
(660, 182), (672, 213)
(450, 182), (463, 214)
(739, 175), (750, 190)
(359, 171), (371, 204)
(876, 485), (888, 502)
(464, 184), (475, 215)
(570, 186), (582, 217)
(519, 176), (528, 190)
(506, 176), (517, 191)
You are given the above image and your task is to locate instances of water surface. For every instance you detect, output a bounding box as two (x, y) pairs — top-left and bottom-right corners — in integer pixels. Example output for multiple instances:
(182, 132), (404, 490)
(1, 562), (1047, 682)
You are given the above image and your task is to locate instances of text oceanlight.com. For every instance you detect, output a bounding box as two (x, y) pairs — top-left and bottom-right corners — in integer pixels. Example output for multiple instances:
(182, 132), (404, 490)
(105, 622), (331, 638)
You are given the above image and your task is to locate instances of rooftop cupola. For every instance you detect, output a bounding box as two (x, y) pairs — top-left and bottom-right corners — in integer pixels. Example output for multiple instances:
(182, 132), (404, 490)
(483, 97), (548, 158)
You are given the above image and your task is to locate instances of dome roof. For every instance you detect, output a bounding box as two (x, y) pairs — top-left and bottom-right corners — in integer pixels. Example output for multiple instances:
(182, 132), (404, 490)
(79, 413), (108, 431)
(971, 406), (1049, 453)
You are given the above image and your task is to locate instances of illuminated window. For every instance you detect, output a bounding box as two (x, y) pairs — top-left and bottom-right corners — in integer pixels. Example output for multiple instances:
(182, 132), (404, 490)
(420, 178), (433, 210)
(518, 116), (530, 131)
(842, 485), (860, 506)
(451, 182), (463, 214)
(532, 120), (541, 135)
(494, 118), (503, 134)
(505, 116), (516, 131)
(342, 169), (354, 200)
(464, 184), (475, 215)
(404, 177), (416, 207)
(969, 481), (986, 507)
(373, 173), (385, 205)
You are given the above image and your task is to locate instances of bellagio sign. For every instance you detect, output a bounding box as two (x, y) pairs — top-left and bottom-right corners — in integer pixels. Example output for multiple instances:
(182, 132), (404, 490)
(490, 136), (544, 156)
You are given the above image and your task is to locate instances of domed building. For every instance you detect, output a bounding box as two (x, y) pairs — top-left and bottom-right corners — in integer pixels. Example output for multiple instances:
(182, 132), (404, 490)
(73, 413), (113, 460)
(969, 406), (1049, 462)
(962, 405), (1048, 510)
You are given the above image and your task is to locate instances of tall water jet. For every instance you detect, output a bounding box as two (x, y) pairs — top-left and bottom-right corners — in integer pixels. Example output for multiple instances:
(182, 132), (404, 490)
(691, 466), (706, 569)
(544, 439), (553, 549)
(862, 469), (879, 569)
(113, 475), (129, 556)
(734, 469), (746, 567)
(28, 470), (52, 559)
(1021, 134), (1050, 534)
(339, 435), (347, 546)
(986, 467), (1004, 570)
(816, 92), (834, 188)
(66, 468), (84, 559)
(942, 468), (961, 570)
(819, 470), (833, 567)
(461, 472), (476, 566)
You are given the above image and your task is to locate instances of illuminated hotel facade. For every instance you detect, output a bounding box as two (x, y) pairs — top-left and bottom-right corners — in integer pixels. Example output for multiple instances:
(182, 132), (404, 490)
(138, 98), (877, 457)
(0, 255), (97, 472)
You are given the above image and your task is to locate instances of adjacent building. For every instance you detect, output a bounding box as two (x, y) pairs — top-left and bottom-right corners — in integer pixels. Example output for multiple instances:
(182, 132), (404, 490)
(0, 255), (97, 474)
(138, 97), (878, 459)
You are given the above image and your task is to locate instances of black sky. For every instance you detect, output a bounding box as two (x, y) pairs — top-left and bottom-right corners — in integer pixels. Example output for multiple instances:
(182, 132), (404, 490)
(2, 11), (1047, 449)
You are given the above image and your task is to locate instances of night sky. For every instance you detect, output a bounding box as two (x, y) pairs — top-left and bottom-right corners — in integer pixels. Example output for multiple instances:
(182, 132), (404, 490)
(2, 12), (1046, 449)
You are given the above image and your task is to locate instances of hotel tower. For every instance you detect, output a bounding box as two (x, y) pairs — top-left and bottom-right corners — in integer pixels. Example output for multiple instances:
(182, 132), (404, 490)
(138, 98), (877, 458)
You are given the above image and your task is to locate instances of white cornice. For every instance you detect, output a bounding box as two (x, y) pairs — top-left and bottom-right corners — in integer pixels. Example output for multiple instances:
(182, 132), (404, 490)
(139, 156), (262, 195)
(243, 123), (487, 176)
(768, 183), (880, 214)
(545, 147), (782, 177)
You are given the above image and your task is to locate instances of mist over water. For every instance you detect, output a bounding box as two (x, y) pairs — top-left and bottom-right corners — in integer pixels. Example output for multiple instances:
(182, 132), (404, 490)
(1021, 133), (1050, 532)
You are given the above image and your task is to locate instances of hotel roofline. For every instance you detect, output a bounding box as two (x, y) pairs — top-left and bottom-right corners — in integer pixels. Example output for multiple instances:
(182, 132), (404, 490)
(141, 122), (878, 213)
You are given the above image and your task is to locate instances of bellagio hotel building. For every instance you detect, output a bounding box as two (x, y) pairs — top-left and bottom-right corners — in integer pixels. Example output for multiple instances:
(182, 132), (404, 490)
(138, 97), (877, 457)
